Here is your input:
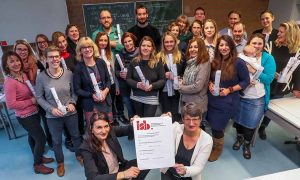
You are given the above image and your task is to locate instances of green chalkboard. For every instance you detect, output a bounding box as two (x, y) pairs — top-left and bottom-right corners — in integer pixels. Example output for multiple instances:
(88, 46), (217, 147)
(136, 0), (183, 34)
(82, 2), (135, 38)
(82, 0), (183, 38)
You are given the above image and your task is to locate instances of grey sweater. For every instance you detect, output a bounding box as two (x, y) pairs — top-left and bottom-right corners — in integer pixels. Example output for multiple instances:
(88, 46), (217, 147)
(35, 69), (77, 118)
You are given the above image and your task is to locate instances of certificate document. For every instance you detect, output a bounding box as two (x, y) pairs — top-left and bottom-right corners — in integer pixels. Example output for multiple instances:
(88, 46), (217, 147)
(133, 116), (175, 170)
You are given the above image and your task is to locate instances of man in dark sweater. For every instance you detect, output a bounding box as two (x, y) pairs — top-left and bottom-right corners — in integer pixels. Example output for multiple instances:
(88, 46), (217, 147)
(128, 5), (161, 50)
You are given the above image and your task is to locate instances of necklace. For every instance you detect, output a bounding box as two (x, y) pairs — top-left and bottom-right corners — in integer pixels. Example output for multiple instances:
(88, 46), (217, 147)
(8, 72), (24, 83)
(47, 68), (63, 79)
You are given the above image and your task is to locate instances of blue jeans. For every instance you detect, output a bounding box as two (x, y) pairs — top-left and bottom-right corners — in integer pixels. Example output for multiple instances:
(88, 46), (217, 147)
(47, 113), (81, 163)
(122, 96), (135, 118)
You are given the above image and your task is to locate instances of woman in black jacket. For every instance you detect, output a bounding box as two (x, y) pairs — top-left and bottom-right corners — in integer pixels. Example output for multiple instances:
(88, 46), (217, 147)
(80, 111), (149, 180)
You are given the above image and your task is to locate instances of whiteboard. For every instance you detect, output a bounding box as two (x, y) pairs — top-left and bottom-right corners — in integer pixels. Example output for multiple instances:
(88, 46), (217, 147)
(0, 0), (69, 45)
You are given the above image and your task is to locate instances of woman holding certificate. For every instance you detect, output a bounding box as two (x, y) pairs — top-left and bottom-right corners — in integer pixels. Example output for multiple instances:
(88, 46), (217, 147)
(207, 35), (250, 162)
(117, 32), (139, 120)
(80, 110), (149, 180)
(258, 20), (300, 140)
(126, 36), (166, 117)
(157, 32), (186, 122)
(2, 51), (54, 175)
(161, 102), (213, 180)
(73, 37), (112, 125)
(95, 32), (125, 126)
(179, 37), (210, 124)
(35, 46), (82, 177)
(233, 34), (276, 159)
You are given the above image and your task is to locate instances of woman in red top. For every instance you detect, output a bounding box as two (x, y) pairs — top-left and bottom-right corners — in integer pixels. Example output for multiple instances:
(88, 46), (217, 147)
(2, 51), (54, 174)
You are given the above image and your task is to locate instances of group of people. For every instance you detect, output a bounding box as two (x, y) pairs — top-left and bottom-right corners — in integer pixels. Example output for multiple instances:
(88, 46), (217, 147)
(2, 4), (300, 180)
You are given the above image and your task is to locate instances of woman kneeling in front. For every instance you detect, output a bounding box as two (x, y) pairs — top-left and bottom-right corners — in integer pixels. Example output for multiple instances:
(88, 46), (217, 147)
(161, 102), (213, 180)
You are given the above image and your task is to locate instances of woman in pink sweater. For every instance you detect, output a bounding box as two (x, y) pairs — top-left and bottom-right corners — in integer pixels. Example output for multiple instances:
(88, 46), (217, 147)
(2, 51), (54, 175)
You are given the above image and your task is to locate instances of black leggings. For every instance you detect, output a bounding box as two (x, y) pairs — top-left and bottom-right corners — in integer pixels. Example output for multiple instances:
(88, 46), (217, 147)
(17, 113), (46, 165)
(235, 123), (255, 142)
(133, 100), (157, 117)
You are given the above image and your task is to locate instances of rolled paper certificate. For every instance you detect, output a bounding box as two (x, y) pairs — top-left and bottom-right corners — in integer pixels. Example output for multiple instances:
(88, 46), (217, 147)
(60, 58), (67, 70)
(36, 69), (41, 75)
(284, 58), (300, 83)
(90, 73), (103, 99)
(25, 80), (36, 97)
(116, 24), (122, 44)
(50, 87), (67, 115)
(278, 57), (298, 83)
(134, 66), (146, 83)
(115, 54), (125, 70)
(100, 49), (107, 61)
(252, 67), (264, 80)
(213, 70), (221, 96)
(168, 54), (179, 90)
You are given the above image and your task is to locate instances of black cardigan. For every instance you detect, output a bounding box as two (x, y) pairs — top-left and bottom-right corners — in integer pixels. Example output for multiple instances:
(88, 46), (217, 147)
(73, 59), (112, 111)
(80, 126), (133, 180)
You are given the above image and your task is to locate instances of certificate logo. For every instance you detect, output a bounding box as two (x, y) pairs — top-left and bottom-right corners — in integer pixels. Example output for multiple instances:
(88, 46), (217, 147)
(136, 120), (150, 130)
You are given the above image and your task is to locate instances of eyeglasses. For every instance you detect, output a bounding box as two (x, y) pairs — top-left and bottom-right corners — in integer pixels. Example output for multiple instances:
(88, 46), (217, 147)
(81, 46), (93, 50)
(183, 117), (201, 122)
(37, 41), (47, 45)
(100, 16), (112, 20)
(16, 48), (28, 52)
(47, 55), (60, 59)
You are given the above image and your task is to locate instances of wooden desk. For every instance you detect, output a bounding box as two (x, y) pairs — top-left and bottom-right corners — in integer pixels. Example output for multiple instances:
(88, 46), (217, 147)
(265, 97), (300, 137)
(245, 168), (300, 180)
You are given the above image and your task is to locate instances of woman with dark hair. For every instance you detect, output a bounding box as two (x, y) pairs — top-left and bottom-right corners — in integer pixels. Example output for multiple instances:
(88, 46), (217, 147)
(80, 110), (149, 180)
(207, 35), (250, 161)
(116, 32), (139, 121)
(65, 24), (81, 57)
(13, 39), (38, 85)
(258, 20), (300, 139)
(95, 32), (125, 125)
(252, 10), (278, 44)
(190, 20), (203, 39)
(233, 34), (276, 159)
(35, 45), (82, 177)
(2, 51), (54, 174)
(126, 36), (166, 117)
(179, 37), (210, 126)
(157, 32), (186, 122)
(35, 34), (52, 148)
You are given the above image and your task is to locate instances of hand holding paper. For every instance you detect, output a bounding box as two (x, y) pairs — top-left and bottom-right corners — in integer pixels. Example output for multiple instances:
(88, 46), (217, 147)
(135, 66), (149, 90)
(90, 73), (103, 100)
(50, 87), (67, 115)
(212, 70), (221, 96)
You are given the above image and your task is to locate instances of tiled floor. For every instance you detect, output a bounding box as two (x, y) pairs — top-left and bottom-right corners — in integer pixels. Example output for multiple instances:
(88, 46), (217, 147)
(0, 115), (299, 180)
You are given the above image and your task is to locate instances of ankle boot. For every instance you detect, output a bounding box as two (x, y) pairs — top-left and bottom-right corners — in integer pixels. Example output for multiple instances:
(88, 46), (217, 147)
(243, 141), (251, 159)
(232, 134), (244, 150)
(57, 163), (65, 177)
(258, 126), (267, 140)
(208, 137), (224, 162)
(34, 164), (54, 174)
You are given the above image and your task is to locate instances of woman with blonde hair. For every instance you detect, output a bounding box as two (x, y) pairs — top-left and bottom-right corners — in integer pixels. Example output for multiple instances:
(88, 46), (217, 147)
(13, 39), (38, 84)
(73, 37), (112, 126)
(258, 20), (300, 139)
(157, 32), (185, 122)
(126, 36), (165, 117)
(203, 19), (220, 62)
(168, 21), (187, 53)
(176, 15), (192, 44)
(35, 34), (50, 70)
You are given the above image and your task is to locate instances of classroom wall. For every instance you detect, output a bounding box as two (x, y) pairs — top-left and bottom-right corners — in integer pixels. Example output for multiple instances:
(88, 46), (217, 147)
(66, 0), (269, 37)
(0, 0), (69, 45)
(268, 0), (300, 27)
